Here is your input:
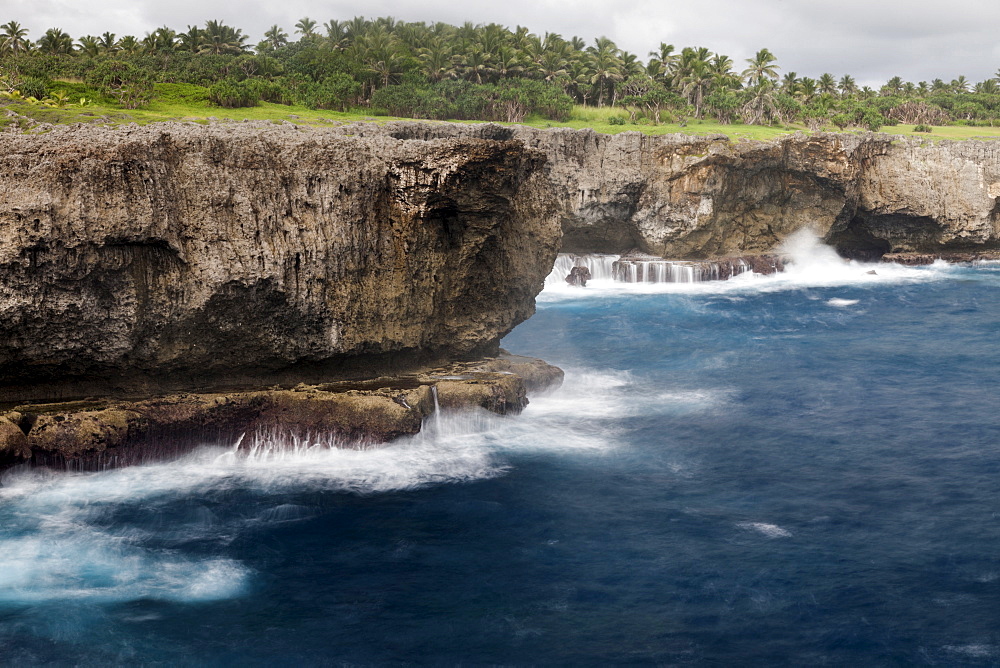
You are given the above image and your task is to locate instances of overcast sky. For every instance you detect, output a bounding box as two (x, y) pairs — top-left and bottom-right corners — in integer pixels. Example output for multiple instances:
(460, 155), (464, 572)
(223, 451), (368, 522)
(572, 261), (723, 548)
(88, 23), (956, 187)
(6, 0), (1000, 86)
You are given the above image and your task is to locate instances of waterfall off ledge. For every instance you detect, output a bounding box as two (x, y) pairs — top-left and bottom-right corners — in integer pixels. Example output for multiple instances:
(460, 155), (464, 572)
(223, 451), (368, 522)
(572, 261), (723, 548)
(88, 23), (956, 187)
(548, 252), (786, 285)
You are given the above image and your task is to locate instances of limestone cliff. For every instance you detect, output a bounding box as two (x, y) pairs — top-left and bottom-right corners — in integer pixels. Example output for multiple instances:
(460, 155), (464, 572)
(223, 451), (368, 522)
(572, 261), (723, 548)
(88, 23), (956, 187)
(349, 123), (1000, 260)
(0, 122), (559, 402)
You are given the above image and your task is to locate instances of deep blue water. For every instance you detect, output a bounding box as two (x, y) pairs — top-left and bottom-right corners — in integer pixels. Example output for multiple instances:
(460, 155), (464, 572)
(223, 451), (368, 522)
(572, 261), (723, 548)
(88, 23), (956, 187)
(2, 252), (999, 666)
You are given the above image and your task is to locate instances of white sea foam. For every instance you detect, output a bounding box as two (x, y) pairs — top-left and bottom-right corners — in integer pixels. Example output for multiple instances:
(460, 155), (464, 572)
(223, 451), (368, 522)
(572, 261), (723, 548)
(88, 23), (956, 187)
(0, 363), (723, 605)
(539, 230), (958, 303)
(943, 644), (997, 658)
(0, 520), (249, 604)
(737, 522), (793, 538)
(826, 298), (860, 307)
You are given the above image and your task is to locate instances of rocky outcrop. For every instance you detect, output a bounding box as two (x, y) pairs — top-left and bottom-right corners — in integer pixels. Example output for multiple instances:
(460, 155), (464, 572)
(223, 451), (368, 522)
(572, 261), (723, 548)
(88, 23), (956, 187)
(0, 122), (560, 403)
(348, 123), (1000, 262)
(1, 353), (564, 469)
(881, 250), (1000, 264)
(499, 128), (1000, 261)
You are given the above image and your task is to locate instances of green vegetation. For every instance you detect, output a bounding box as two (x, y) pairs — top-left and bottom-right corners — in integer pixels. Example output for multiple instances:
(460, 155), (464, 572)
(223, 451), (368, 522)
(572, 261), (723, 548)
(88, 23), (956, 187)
(2, 16), (1000, 139)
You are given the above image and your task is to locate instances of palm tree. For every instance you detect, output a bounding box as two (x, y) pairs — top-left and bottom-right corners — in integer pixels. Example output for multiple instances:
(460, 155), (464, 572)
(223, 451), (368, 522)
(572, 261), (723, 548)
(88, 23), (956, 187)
(882, 76), (904, 96)
(394, 21), (429, 50)
(77, 35), (101, 57)
(817, 73), (837, 96)
(682, 59), (714, 118)
(568, 59), (594, 104)
(510, 25), (532, 51)
(116, 35), (141, 55)
(742, 48), (779, 87)
(177, 26), (201, 53)
(263, 25), (288, 50)
(94, 32), (117, 53)
(477, 23), (506, 55)
(295, 17), (318, 41)
(373, 16), (398, 33)
(951, 75), (969, 93)
(493, 45), (525, 80)
(323, 20), (344, 40)
(781, 71), (799, 94)
(708, 54), (738, 89)
(647, 42), (676, 83)
(587, 36), (622, 107)
(619, 51), (644, 79)
(798, 77), (817, 102)
(976, 79), (999, 95)
(458, 46), (491, 84)
(1, 21), (30, 53)
(670, 46), (710, 95)
(37, 28), (74, 54)
(838, 74), (857, 98)
(344, 16), (370, 42)
(199, 20), (246, 55)
(535, 49), (568, 82)
(418, 38), (455, 82)
(741, 79), (779, 125)
(354, 26), (404, 89)
(145, 26), (176, 53)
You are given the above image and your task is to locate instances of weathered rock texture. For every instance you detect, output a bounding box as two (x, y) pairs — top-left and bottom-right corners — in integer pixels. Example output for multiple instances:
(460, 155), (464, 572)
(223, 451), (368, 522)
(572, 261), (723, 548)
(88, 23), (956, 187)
(360, 124), (1000, 257)
(0, 122), (559, 402)
(2, 120), (999, 406)
(0, 353), (563, 469)
(502, 128), (1000, 261)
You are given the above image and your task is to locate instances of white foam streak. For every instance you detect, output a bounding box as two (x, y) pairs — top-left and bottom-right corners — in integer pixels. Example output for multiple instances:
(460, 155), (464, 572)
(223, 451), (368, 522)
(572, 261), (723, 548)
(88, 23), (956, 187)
(737, 522), (793, 538)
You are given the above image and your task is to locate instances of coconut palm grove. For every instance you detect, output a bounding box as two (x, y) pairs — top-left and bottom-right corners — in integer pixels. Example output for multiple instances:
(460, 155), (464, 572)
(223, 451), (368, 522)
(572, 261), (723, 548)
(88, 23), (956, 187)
(2, 16), (1000, 131)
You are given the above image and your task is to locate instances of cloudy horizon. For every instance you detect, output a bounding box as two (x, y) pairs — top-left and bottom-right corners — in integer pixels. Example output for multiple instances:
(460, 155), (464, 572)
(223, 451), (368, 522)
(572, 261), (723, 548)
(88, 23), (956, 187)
(5, 0), (999, 87)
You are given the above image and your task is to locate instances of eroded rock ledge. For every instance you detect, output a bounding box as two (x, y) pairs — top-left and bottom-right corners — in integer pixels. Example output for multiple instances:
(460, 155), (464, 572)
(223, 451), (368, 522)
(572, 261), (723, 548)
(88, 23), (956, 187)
(0, 353), (562, 470)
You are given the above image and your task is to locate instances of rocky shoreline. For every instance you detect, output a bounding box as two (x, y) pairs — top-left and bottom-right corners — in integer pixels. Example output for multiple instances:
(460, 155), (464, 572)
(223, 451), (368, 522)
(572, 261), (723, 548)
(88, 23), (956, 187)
(881, 250), (1000, 264)
(0, 353), (562, 471)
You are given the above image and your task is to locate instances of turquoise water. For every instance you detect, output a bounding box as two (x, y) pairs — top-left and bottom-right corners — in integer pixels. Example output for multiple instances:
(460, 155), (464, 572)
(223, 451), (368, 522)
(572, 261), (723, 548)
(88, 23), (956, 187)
(1, 245), (999, 665)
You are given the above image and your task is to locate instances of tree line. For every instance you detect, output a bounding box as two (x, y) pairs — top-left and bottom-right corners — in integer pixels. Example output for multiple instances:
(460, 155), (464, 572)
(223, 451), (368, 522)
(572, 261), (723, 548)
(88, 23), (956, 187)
(2, 16), (1000, 129)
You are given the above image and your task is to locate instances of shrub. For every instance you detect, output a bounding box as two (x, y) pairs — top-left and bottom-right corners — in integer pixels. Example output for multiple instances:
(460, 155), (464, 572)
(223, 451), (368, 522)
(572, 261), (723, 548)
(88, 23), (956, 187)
(245, 78), (293, 105)
(86, 60), (155, 108)
(295, 73), (360, 110)
(861, 109), (886, 132)
(207, 79), (258, 108)
(830, 113), (851, 130)
(913, 123), (933, 133)
(154, 82), (211, 105)
(608, 115), (627, 125)
(17, 75), (48, 100)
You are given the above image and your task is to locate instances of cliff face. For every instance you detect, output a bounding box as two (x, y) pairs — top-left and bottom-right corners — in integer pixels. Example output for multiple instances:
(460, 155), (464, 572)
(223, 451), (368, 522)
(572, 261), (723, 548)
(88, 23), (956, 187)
(1, 120), (998, 403)
(0, 122), (559, 401)
(502, 128), (1000, 260)
(349, 123), (1000, 259)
